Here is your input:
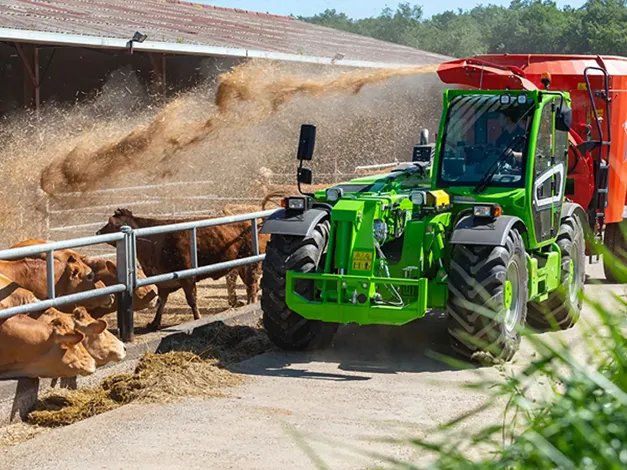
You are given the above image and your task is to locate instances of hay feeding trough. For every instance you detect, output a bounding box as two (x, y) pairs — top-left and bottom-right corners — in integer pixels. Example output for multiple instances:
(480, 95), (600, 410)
(28, 321), (272, 428)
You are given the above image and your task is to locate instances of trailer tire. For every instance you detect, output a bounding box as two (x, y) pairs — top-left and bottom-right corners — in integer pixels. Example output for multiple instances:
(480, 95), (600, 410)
(261, 220), (338, 350)
(527, 216), (585, 331)
(447, 228), (527, 362)
(603, 221), (627, 283)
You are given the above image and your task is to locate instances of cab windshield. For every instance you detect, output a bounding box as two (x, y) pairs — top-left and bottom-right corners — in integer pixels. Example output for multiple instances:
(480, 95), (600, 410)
(438, 94), (534, 188)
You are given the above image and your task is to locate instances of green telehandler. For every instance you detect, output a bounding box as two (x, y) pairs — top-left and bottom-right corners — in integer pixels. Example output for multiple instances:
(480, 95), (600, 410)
(259, 88), (586, 361)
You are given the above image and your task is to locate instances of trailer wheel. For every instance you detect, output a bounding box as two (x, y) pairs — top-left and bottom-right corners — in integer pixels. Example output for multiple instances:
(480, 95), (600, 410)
(447, 228), (528, 362)
(603, 221), (627, 283)
(260, 220), (338, 350)
(527, 216), (585, 331)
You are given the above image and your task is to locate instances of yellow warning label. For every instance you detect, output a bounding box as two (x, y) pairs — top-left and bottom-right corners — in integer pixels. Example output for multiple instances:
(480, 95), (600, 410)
(352, 251), (373, 271)
(577, 83), (588, 91)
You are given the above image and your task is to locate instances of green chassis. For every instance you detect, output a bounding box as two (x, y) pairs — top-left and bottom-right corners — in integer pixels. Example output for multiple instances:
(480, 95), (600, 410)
(284, 89), (570, 326)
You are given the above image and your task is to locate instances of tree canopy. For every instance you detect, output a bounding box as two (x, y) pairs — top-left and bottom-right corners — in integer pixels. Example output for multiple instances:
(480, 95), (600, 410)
(300, 1), (627, 57)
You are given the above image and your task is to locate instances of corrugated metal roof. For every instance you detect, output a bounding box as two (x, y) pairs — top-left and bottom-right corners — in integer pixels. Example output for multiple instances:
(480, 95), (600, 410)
(0, 0), (450, 67)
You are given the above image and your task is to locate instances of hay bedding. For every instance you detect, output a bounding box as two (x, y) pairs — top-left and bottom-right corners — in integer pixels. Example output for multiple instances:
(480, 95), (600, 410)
(26, 322), (272, 429)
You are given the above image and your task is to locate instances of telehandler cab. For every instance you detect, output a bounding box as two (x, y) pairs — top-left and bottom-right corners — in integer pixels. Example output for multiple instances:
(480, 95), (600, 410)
(260, 55), (627, 361)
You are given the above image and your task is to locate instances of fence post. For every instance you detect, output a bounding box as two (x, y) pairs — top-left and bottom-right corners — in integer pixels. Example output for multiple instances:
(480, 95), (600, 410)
(46, 250), (55, 299)
(190, 227), (198, 268)
(251, 218), (259, 256)
(116, 225), (134, 342)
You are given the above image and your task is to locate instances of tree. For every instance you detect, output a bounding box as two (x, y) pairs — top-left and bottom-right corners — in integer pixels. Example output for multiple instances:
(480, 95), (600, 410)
(300, 1), (627, 57)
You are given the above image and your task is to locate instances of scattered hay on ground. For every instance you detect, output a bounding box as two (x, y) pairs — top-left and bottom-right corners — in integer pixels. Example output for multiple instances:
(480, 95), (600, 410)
(0, 423), (46, 448)
(157, 321), (274, 365)
(28, 388), (117, 428)
(27, 322), (271, 428)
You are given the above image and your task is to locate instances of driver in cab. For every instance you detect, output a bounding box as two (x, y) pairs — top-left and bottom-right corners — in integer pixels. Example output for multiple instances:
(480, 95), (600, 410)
(494, 107), (527, 167)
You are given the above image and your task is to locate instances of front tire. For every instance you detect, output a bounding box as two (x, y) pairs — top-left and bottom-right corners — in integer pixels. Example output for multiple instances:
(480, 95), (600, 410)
(447, 229), (528, 362)
(527, 215), (585, 331)
(260, 220), (338, 350)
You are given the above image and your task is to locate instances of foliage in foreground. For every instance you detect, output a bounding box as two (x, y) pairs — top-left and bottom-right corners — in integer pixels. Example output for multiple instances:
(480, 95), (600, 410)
(416, 295), (627, 469)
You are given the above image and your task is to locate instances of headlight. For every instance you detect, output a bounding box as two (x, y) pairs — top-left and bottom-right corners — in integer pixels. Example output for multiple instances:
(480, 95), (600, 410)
(283, 197), (306, 211)
(410, 191), (425, 206)
(373, 219), (388, 243)
(473, 204), (502, 218)
(325, 187), (343, 202)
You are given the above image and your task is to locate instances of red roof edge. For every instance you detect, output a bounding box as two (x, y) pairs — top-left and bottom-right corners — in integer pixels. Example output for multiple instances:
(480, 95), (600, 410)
(163, 0), (295, 20)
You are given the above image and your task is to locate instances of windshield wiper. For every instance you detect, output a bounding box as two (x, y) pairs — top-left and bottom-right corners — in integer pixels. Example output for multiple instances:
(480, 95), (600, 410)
(473, 133), (524, 194)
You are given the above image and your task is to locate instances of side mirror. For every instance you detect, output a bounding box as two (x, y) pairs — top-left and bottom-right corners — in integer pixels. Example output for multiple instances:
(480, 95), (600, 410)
(297, 124), (316, 161)
(297, 167), (313, 185)
(556, 106), (572, 132)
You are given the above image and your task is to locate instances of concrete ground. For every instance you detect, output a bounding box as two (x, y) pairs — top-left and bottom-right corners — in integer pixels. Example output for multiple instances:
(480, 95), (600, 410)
(1, 261), (625, 469)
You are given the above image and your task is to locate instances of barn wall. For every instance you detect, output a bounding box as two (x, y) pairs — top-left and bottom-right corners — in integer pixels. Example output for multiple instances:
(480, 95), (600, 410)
(0, 43), (243, 115)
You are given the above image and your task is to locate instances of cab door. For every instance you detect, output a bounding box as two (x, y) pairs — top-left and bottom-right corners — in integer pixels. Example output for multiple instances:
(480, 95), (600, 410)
(532, 97), (568, 244)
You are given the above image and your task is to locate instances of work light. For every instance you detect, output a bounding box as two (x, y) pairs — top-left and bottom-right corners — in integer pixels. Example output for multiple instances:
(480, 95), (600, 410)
(282, 197), (309, 211)
(473, 204), (502, 218)
(373, 219), (388, 243)
(410, 191), (425, 205)
(325, 187), (343, 202)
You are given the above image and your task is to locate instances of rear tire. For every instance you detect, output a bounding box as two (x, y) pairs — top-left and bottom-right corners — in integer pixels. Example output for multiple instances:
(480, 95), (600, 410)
(527, 216), (585, 331)
(260, 220), (338, 350)
(447, 229), (528, 362)
(603, 221), (627, 283)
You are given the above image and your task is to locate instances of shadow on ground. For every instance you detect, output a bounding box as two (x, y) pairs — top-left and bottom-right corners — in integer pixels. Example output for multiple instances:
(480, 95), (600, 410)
(232, 310), (468, 382)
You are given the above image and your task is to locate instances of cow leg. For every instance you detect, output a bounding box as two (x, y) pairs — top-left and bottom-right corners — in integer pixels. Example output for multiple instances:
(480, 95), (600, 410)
(226, 270), (239, 308)
(147, 289), (169, 331)
(242, 263), (262, 304)
(181, 280), (201, 320)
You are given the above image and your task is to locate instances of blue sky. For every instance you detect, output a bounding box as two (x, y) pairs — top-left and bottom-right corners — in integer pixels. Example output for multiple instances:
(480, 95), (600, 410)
(200, 0), (586, 19)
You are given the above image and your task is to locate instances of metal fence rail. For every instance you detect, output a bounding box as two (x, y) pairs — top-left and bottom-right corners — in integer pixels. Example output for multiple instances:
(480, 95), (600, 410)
(0, 233), (126, 321)
(0, 209), (278, 342)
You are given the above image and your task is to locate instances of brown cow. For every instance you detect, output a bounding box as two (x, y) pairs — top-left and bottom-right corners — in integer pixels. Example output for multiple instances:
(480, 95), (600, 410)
(0, 256), (113, 313)
(221, 202), (274, 308)
(33, 307), (126, 367)
(9, 239), (157, 318)
(81, 257), (157, 317)
(0, 273), (126, 367)
(97, 208), (269, 330)
(0, 314), (96, 379)
(0, 273), (39, 309)
(0, 275), (126, 367)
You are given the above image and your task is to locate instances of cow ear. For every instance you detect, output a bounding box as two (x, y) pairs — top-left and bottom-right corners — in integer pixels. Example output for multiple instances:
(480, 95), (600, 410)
(70, 265), (80, 280)
(114, 208), (131, 217)
(72, 307), (87, 320)
(54, 330), (85, 348)
(84, 319), (107, 335)
(105, 260), (117, 272)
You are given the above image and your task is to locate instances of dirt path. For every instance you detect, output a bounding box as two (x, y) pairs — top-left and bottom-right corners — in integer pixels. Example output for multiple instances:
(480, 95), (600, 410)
(1, 263), (623, 469)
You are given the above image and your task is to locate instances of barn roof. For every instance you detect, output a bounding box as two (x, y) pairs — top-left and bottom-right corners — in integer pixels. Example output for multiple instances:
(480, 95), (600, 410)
(0, 0), (450, 68)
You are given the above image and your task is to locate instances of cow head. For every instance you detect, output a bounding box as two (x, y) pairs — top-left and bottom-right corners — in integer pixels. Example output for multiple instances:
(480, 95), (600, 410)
(69, 308), (126, 366)
(66, 253), (95, 283)
(48, 317), (97, 377)
(57, 254), (114, 311)
(81, 257), (158, 317)
(97, 208), (137, 237)
(40, 308), (126, 367)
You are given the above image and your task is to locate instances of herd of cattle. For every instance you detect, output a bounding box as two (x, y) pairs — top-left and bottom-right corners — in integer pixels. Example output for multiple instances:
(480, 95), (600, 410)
(0, 188), (300, 381)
